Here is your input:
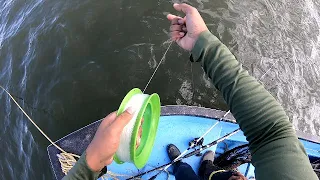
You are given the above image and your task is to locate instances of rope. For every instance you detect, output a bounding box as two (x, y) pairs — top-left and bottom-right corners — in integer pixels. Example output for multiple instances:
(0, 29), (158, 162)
(57, 152), (80, 175)
(0, 85), (139, 178)
(0, 85), (80, 175)
(208, 170), (227, 179)
(0, 85), (67, 153)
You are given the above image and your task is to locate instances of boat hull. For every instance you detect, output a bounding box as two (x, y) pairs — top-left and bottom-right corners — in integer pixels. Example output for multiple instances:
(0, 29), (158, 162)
(48, 105), (320, 179)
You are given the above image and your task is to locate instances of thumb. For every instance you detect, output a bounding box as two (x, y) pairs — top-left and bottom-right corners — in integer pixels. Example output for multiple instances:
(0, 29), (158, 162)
(173, 3), (194, 14)
(111, 107), (135, 132)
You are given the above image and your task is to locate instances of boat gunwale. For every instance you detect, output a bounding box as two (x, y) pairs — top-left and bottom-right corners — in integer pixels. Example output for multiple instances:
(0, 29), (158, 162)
(47, 105), (320, 179)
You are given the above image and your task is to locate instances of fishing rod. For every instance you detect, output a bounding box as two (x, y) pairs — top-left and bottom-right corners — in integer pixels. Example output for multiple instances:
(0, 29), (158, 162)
(127, 128), (241, 180)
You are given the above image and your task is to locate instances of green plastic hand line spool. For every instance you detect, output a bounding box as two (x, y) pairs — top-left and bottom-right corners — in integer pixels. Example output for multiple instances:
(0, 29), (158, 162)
(114, 88), (161, 168)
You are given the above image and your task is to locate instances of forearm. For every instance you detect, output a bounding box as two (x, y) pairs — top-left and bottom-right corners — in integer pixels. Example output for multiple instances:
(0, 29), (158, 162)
(191, 30), (294, 151)
(62, 152), (101, 180)
(192, 30), (317, 179)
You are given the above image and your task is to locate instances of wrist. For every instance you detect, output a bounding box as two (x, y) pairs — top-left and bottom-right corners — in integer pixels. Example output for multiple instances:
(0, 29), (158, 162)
(191, 30), (218, 61)
(85, 147), (105, 172)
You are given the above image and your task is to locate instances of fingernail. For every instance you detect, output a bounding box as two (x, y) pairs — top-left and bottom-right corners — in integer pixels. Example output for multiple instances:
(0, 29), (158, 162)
(126, 107), (135, 115)
(178, 19), (184, 24)
(179, 32), (185, 36)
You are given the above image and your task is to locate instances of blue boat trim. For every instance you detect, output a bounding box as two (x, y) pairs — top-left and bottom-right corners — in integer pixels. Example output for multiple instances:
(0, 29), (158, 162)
(162, 105), (320, 144)
(47, 105), (320, 180)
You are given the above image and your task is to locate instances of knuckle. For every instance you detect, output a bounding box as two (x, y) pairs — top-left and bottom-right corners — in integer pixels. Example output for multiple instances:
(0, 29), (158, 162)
(118, 112), (130, 120)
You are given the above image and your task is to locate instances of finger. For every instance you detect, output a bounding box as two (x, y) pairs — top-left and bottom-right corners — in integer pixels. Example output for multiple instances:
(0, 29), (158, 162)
(170, 31), (185, 41)
(110, 107), (135, 132)
(173, 3), (195, 14)
(182, 26), (187, 32)
(170, 25), (183, 31)
(101, 111), (117, 126)
(167, 14), (181, 21)
(167, 14), (184, 25)
(170, 31), (181, 40)
(171, 31), (185, 38)
(171, 17), (180, 25)
(178, 18), (186, 25)
(179, 32), (186, 37)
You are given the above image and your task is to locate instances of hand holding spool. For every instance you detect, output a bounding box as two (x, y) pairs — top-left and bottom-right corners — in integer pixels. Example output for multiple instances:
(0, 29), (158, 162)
(86, 88), (161, 172)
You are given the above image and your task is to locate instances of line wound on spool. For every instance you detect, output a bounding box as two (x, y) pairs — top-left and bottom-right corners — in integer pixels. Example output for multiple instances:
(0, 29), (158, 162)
(114, 88), (161, 168)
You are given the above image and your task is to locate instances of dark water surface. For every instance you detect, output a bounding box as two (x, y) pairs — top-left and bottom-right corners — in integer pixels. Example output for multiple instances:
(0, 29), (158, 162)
(0, 0), (319, 179)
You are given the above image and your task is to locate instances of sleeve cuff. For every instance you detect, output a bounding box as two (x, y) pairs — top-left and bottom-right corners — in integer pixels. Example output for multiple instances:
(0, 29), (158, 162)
(62, 152), (102, 180)
(191, 30), (220, 62)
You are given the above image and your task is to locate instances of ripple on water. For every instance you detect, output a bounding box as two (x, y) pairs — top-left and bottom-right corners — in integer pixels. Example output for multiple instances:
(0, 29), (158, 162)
(206, 0), (320, 135)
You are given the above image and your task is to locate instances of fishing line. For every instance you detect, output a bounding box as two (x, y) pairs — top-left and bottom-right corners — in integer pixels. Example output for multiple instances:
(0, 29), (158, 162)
(190, 61), (195, 102)
(161, 118), (222, 172)
(117, 94), (149, 162)
(113, 40), (175, 169)
(191, 60), (277, 146)
(151, 111), (230, 175)
(143, 41), (173, 93)
(127, 128), (241, 180)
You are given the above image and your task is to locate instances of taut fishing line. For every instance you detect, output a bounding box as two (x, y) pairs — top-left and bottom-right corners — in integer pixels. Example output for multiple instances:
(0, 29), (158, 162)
(112, 40), (173, 168)
(143, 41), (173, 93)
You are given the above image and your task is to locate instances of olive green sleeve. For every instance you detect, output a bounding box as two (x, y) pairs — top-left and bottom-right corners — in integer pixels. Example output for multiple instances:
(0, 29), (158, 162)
(62, 152), (101, 180)
(192, 30), (317, 180)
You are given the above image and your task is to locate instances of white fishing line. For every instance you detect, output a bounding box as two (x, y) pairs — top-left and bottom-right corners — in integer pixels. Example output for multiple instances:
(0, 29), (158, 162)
(116, 94), (149, 162)
(143, 41), (173, 93)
